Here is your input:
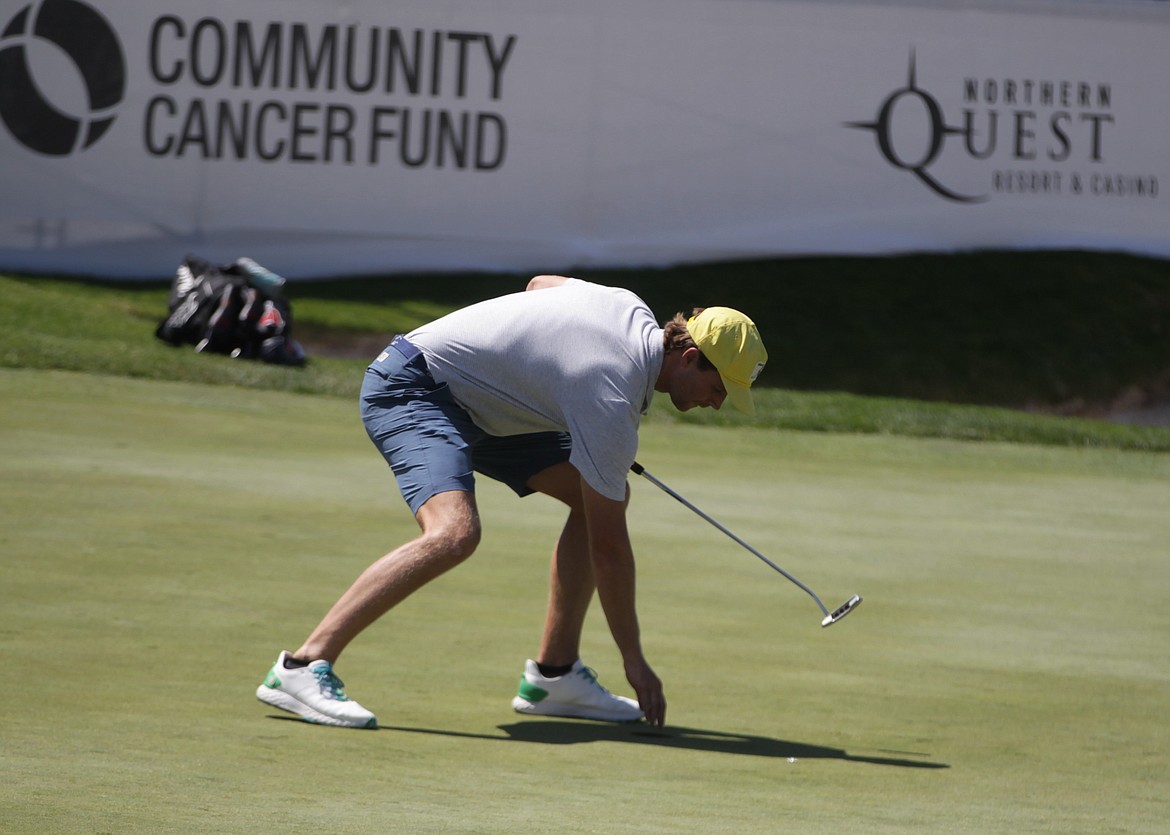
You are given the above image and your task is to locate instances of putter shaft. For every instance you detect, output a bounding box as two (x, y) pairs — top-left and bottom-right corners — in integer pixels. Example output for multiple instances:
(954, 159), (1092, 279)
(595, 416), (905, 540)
(631, 462), (861, 626)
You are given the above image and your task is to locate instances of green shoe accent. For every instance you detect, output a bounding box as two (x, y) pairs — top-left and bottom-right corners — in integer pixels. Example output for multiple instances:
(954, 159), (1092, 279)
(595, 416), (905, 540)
(263, 667), (281, 689)
(517, 677), (549, 703)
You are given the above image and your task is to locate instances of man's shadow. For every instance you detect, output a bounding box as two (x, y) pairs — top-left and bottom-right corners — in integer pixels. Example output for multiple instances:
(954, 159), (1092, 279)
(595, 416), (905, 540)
(371, 720), (948, 769)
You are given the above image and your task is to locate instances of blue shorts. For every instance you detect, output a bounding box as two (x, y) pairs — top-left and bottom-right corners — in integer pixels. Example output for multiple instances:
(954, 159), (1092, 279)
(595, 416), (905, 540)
(360, 337), (572, 514)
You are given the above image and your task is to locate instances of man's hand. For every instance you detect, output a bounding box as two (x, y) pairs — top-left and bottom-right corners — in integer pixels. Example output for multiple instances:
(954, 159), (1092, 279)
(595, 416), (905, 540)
(625, 656), (666, 727)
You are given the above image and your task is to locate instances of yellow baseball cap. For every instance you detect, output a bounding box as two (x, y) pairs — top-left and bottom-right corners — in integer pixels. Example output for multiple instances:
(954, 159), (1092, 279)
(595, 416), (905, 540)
(688, 307), (768, 414)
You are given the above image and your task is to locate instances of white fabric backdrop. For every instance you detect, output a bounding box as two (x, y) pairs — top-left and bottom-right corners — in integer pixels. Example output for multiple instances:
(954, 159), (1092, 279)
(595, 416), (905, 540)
(0, 0), (1166, 278)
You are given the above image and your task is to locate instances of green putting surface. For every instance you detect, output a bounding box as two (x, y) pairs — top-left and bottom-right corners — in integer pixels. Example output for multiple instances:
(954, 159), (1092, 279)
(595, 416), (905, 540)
(2, 369), (1167, 833)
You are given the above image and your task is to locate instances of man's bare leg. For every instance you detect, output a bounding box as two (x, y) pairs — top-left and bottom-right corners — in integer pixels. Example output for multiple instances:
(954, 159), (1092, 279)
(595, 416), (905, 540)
(295, 490), (481, 663)
(537, 501), (594, 667)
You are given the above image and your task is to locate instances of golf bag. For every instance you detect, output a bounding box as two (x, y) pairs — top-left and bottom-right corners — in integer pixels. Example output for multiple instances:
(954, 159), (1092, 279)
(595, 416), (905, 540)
(155, 254), (305, 365)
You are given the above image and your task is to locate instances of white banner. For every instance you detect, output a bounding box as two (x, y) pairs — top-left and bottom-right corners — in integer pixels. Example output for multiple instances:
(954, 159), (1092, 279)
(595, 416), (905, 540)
(1, 0), (1167, 278)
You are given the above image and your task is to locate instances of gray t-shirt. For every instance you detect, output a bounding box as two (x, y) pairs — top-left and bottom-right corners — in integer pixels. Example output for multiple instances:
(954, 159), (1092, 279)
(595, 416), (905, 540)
(407, 278), (664, 500)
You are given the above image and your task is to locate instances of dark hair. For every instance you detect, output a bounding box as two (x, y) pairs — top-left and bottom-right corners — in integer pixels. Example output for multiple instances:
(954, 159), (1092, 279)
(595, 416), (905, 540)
(663, 308), (715, 370)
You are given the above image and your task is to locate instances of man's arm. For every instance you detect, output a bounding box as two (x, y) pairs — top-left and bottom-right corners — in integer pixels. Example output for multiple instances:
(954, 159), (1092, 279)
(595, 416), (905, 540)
(526, 275), (569, 291)
(580, 479), (667, 727)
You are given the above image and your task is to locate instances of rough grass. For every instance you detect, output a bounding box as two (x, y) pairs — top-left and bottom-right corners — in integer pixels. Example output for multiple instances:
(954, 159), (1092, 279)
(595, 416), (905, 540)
(4, 263), (1170, 452)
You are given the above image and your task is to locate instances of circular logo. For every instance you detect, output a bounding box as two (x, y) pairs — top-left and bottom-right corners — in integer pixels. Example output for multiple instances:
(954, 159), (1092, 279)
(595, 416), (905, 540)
(0, 0), (125, 156)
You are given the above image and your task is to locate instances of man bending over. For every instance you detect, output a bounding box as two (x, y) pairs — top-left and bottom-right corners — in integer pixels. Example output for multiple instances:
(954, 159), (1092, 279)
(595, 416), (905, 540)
(257, 276), (767, 729)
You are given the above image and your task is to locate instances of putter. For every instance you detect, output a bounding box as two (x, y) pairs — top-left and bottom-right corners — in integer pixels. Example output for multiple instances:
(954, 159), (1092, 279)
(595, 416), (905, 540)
(630, 462), (862, 627)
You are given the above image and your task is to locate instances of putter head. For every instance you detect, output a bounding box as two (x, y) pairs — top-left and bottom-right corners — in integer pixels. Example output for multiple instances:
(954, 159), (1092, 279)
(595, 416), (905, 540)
(821, 594), (862, 627)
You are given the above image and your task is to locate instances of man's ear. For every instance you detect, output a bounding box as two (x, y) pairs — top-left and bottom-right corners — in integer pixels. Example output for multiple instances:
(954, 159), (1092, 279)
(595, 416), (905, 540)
(681, 346), (701, 366)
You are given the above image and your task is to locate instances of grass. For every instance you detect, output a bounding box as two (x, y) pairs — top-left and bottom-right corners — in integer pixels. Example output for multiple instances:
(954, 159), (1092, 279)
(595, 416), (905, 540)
(661, 387), (1170, 451)
(0, 273), (365, 398)
(2, 368), (1168, 832)
(5, 268), (1170, 452)
(2, 254), (1169, 831)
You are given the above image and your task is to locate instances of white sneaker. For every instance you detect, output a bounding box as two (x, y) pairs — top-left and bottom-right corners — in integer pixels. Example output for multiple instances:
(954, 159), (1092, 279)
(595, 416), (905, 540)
(511, 659), (643, 722)
(256, 651), (377, 729)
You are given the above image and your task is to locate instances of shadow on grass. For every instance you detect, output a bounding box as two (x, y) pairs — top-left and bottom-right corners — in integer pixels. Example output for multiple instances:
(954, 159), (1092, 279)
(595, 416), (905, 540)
(372, 719), (949, 769)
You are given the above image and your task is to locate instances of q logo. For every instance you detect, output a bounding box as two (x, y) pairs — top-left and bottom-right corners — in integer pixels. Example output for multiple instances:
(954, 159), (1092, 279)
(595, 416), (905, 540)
(0, 0), (125, 156)
(847, 50), (984, 204)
